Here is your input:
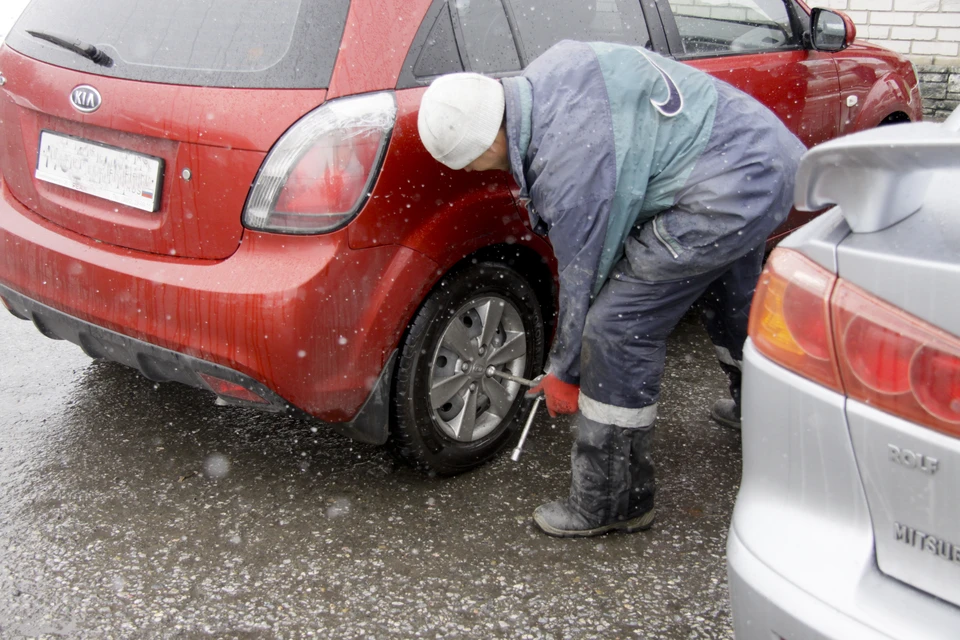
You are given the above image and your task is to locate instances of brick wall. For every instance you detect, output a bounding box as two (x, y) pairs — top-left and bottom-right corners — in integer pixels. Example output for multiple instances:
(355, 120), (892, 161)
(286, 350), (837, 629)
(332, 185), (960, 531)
(809, 1), (960, 119)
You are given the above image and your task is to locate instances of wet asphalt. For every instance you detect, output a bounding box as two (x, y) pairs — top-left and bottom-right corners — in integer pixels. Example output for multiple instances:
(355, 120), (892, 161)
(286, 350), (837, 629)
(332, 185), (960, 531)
(0, 308), (741, 639)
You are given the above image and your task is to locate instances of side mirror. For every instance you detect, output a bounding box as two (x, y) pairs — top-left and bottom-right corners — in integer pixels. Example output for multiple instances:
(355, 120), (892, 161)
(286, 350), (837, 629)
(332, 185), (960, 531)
(810, 8), (855, 52)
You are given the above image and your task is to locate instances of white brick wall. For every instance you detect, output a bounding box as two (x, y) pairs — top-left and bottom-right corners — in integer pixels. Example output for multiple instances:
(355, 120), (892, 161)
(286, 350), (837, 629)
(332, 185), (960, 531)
(810, 0), (960, 64)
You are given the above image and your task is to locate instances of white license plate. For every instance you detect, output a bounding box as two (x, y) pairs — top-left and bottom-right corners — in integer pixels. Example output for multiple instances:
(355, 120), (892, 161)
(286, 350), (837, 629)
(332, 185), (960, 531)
(35, 131), (164, 213)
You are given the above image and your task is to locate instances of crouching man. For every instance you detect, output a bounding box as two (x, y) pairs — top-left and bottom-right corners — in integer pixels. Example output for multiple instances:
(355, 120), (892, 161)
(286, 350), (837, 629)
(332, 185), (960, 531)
(417, 40), (805, 537)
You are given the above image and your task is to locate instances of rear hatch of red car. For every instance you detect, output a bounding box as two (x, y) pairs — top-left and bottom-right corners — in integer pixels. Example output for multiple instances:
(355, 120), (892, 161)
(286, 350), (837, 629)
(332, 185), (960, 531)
(0, 0), (348, 259)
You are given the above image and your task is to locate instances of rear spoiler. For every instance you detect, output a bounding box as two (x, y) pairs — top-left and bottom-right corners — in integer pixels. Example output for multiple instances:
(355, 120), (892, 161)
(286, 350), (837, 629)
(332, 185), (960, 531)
(795, 109), (960, 233)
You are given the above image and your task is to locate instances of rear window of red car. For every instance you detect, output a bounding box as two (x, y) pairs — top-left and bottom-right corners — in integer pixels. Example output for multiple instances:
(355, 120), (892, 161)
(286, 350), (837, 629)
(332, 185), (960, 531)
(5, 0), (350, 88)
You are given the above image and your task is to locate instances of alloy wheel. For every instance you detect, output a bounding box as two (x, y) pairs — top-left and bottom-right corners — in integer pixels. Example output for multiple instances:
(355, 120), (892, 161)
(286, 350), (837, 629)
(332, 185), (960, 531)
(428, 296), (528, 442)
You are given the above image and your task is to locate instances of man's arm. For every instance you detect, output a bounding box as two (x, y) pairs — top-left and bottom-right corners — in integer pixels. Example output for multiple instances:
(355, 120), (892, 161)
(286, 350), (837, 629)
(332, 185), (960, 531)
(516, 41), (636, 382)
(542, 199), (612, 384)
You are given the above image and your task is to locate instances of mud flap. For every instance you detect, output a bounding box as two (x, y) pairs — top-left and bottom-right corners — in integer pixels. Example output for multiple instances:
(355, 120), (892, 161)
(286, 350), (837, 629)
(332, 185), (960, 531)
(330, 350), (397, 445)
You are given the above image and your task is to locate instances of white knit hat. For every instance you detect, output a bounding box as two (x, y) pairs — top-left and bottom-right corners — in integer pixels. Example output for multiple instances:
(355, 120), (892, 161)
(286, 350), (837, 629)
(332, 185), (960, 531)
(418, 73), (505, 170)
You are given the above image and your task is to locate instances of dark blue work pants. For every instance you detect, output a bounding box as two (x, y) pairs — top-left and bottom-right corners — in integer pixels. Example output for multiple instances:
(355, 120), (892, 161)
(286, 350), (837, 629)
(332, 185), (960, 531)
(578, 227), (765, 429)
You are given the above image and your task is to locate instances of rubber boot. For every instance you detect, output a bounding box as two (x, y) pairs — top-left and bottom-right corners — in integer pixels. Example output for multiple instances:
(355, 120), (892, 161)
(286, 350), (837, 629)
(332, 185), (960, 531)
(710, 398), (741, 430)
(710, 368), (742, 430)
(533, 415), (656, 538)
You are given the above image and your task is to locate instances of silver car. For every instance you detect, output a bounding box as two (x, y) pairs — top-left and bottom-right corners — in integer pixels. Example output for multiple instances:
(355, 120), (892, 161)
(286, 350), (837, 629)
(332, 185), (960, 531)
(728, 111), (960, 638)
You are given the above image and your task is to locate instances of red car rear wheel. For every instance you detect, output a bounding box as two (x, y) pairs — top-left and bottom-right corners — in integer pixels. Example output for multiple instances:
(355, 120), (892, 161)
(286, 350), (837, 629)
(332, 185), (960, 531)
(390, 262), (545, 475)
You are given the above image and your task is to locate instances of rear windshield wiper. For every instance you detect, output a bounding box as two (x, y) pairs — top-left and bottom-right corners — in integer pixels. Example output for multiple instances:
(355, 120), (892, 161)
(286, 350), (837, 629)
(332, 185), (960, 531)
(26, 30), (113, 67)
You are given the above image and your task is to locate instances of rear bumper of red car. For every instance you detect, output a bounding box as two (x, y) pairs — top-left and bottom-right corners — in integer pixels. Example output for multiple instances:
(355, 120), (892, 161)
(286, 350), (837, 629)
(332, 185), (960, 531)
(0, 182), (438, 437)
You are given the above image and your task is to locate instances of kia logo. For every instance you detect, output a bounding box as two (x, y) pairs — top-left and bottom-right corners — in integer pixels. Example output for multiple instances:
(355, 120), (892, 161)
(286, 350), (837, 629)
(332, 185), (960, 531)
(69, 85), (101, 113)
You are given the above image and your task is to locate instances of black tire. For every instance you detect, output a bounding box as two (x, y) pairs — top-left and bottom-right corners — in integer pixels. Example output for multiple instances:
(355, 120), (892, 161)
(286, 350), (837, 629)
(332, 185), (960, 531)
(389, 261), (545, 475)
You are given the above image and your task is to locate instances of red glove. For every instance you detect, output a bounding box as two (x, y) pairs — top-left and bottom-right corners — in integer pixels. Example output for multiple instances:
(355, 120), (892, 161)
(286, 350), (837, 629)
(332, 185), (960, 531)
(526, 373), (580, 418)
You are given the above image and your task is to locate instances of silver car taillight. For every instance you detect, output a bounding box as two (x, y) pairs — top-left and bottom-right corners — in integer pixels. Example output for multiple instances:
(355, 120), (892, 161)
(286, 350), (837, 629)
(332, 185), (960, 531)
(243, 92), (396, 234)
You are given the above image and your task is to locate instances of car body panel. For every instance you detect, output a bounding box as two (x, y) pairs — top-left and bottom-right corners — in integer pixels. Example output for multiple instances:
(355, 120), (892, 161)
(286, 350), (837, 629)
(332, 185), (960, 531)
(0, 181), (441, 421)
(794, 0), (922, 133)
(348, 89), (549, 267)
(732, 115), (960, 638)
(728, 529), (888, 640)
(830, 166), (960, 609)
(729, 524), (960, 640)
(833, 42), (921, 132)
(778, 205), (848, 272)
(0, 45), (328, 259)
(0, 281), (295, 413)
(731, 341), (960, 640)
(735, 341), (874, 597)
(847, 401), (960, 608)
(835, 174), (960, 338)
(686, 50), (841, 148)
(0, 47), (328, 153)
(326, 0), (433, 98)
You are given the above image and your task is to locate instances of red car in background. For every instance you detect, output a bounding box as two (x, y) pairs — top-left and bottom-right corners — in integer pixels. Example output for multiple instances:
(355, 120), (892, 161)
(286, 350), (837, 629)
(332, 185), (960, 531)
(0, 0), (921, 474)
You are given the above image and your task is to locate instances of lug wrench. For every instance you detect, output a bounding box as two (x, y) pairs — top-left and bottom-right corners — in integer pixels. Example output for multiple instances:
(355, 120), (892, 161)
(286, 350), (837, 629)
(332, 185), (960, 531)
(486, 367), (538, 388)
(484, 366), (542, 462)
(511, 396), (542, 462)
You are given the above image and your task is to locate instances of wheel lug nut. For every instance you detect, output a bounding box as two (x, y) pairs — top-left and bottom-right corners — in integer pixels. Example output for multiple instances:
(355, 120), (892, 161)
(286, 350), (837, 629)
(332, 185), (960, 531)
(470, 383), (477, 391)
(461, 363), (470, 372)
(478, 346), (486, 355)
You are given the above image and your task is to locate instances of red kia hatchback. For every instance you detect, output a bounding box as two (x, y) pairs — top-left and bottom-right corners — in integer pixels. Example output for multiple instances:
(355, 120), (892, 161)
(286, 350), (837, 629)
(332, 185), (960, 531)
(0, 0), (921, 474)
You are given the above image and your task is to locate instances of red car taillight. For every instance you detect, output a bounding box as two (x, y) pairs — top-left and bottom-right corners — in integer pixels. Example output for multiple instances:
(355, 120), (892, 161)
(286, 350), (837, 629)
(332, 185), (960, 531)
(748, 249), (841, 391)
(750, 248), (960, 439)
(834, 282), (960, 438)
(243, 92), (396, 234)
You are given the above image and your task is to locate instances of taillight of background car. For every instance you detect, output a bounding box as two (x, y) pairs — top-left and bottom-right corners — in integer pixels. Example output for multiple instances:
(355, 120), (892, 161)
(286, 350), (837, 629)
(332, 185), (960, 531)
(750, 247), (960, 438)
(243, 92), (396, 234)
